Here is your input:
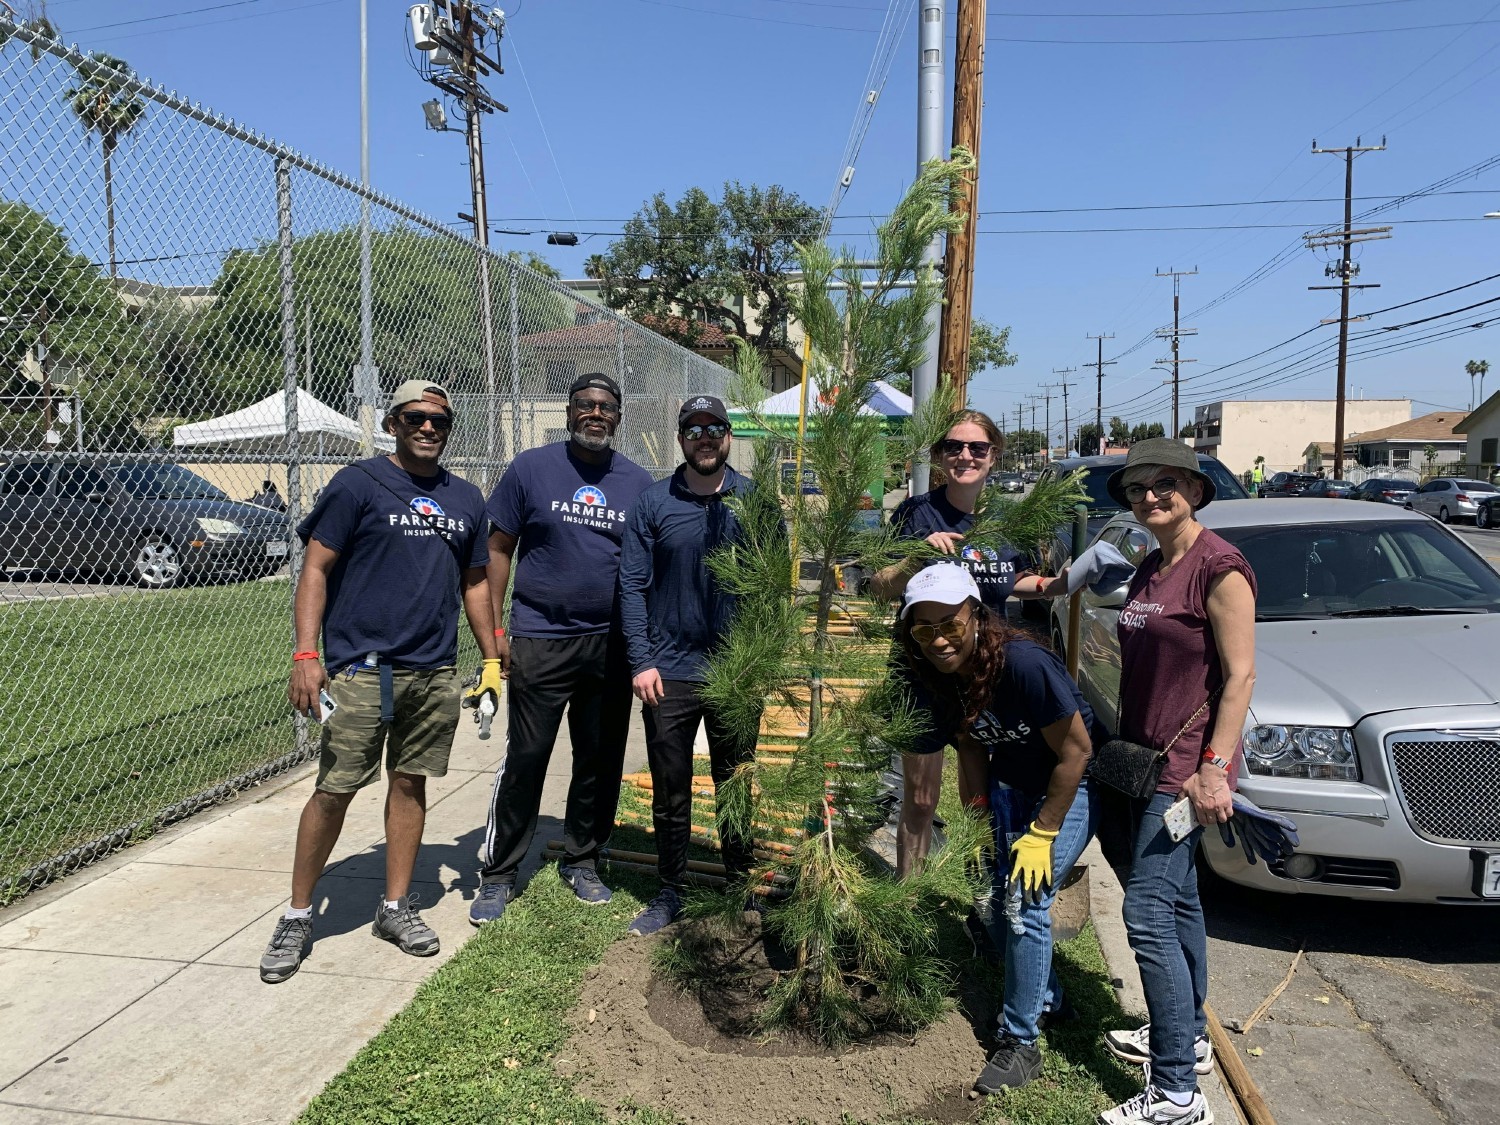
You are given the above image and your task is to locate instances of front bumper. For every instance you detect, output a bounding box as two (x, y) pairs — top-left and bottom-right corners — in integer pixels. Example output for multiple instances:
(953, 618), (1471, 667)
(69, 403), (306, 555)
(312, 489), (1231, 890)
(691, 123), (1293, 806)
(1207, 706), (1500, 904)
(183, 535), (289, 576)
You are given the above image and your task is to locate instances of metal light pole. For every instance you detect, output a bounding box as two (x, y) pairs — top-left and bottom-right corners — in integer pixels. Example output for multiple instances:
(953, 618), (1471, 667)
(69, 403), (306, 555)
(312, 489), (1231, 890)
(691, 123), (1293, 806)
(358, 0), (376, 455)
(910, 0), (944, 495)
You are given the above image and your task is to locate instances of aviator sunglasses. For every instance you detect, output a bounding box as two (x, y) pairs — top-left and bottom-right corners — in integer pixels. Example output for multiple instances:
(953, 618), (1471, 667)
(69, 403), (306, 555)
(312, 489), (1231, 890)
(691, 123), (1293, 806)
(681, 422), (730, 441)
(1123, 477), (1181, 503)
(939, 439), (993, 458)
(909, 610), (972, 647)
(397, 410), (453, 431)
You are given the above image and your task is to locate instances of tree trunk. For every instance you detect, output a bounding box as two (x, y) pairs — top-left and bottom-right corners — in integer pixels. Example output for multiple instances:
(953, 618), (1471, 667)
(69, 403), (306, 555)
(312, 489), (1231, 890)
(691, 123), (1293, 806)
(103, 131), (117, 280)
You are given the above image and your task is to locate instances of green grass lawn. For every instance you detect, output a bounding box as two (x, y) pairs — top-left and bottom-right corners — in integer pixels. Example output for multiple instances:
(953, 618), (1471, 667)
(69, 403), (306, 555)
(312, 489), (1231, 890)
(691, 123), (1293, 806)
(302, 767), (1144, 1125)
(1, 580), (297, 901)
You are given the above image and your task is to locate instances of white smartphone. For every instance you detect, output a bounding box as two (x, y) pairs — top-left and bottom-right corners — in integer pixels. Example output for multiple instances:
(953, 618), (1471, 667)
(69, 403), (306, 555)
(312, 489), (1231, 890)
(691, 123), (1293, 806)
(313, 688), (337, 724)
(1164, 796), (1197, 842)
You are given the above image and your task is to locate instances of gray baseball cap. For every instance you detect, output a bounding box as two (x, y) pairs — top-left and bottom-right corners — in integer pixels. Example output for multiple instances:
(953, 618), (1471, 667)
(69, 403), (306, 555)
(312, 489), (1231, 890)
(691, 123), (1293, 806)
(387, 379), (452, 417)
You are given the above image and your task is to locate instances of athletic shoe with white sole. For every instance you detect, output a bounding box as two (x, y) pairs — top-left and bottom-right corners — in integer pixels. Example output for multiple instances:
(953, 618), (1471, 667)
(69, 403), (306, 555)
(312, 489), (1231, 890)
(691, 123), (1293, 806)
(469, 881), (513, 926)
(558, 863), (612, 905)
(1104, 1024), (1214, 1074)
(259, 914), (313, 983)
(1096, 1086), (1212, 1125)
(372, 893), (440, 956)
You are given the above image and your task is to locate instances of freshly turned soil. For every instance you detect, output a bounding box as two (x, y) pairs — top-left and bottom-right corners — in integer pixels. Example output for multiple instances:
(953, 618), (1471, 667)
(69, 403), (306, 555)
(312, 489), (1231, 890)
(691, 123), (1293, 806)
(561, 916), (994, 1124)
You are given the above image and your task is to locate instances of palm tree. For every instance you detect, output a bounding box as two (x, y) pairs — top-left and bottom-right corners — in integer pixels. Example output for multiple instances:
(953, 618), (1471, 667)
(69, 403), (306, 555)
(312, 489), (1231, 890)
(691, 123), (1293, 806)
(66, 52), (146, 280)
(1466, 359), (1490, 411)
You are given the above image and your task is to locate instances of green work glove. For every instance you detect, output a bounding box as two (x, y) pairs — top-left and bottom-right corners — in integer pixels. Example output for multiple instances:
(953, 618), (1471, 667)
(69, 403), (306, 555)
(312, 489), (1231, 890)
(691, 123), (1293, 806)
(463, 658), (504, 707)
(1008, 822), (1060, 906)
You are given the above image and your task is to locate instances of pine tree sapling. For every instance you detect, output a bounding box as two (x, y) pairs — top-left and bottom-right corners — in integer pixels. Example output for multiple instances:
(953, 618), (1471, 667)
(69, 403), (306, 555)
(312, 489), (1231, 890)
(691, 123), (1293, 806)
(691, 149), (1085, 1046)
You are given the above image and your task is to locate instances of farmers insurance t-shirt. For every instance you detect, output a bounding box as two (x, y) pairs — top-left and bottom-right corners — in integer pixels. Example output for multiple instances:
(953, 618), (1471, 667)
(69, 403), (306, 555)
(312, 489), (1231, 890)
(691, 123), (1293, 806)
(909, 639), (1105, 798)
(298, 457), (488, 672)
(891, 489), (1033, 613)
(488, 441), (653, 637)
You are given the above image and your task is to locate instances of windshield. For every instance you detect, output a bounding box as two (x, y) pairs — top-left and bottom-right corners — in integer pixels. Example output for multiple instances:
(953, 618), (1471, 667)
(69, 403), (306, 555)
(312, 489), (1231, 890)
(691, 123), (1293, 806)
(111, 464), (228, 500)
(1217, 521), (1500, 620)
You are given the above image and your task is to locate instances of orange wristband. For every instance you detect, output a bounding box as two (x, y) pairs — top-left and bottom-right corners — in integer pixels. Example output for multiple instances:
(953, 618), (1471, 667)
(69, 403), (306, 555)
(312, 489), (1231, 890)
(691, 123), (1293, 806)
(493, 627), (505, 637)
(292, 651), (320, 661)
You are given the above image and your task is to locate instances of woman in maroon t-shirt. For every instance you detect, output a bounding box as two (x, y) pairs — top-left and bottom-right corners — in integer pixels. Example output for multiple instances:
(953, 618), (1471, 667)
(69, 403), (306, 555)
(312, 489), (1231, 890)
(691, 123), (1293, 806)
(1096, 439), (1256, 1125)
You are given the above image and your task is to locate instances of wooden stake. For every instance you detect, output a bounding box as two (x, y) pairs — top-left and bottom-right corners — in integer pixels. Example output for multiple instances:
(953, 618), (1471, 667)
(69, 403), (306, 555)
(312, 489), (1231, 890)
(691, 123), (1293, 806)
(1204, 1003), (1278, 1125)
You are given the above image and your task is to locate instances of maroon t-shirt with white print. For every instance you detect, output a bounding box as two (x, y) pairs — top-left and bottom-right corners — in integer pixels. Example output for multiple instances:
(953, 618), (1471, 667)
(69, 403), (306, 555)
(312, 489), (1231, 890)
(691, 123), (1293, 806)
(1116, 528), (1256, 796)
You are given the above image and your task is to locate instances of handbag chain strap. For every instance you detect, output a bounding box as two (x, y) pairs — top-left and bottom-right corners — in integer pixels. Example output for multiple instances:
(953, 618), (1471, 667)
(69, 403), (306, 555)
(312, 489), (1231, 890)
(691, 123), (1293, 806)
(1117, 686), (1222, 755)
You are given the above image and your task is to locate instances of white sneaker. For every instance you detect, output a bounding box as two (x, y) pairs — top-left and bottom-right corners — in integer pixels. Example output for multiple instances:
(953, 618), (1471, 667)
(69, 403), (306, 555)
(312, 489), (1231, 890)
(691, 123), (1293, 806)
(1104, 1024), (1214, 1074)
(1096, 1085), (1212, 1125)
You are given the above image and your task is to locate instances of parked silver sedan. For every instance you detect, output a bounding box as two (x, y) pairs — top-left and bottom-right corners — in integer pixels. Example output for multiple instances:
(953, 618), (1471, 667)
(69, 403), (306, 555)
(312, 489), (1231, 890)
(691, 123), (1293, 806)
(1051, 499), (1500, 904)
(1405, 476), (1498, 524)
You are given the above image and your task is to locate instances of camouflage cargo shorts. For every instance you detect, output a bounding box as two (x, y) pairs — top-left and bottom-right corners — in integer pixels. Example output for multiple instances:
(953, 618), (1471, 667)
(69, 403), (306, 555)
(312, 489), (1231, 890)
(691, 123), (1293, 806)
(316, 666), (461, 794)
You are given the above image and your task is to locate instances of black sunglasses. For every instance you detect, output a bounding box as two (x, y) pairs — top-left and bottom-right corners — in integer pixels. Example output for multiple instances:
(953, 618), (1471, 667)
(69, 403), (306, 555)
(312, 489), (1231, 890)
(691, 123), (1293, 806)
(939, 439), (993, 458)
(397, 410), (453, 431)
(680, 422), (730, 441)
(1123, 477), (1180, 503)
(570, 397), (621, 417)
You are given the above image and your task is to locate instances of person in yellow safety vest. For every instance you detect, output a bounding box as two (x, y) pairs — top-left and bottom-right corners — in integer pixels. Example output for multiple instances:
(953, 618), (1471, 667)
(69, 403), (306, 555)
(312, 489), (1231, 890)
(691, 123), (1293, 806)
(1250, 463), (1264, 494)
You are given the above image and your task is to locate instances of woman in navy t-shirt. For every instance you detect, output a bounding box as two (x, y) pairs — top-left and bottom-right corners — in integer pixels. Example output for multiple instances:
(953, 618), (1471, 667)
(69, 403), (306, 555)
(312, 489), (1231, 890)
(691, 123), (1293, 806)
(897, 563), (1102, 1096)
(870, 411), (1047, 878)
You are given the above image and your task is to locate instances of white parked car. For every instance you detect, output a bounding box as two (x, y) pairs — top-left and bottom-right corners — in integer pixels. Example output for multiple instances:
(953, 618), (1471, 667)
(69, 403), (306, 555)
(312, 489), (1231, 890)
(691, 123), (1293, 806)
(1405, 477), (1498, 524)
(1052, 499), (1500, 904)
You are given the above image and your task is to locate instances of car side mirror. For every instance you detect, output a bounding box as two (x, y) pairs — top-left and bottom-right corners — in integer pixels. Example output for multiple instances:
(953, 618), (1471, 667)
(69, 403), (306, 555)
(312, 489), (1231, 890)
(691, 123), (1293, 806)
(1088, 582), (1131, 609)
(86, 491), (112, 503)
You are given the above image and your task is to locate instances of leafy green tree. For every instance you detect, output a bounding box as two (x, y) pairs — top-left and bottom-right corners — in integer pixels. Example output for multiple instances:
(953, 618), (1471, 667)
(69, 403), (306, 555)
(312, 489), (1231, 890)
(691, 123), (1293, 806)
(670, 150), (1084, 1046)
(1108, 416), (1130, 445)
(0, 1), (60, 61)
(968, 317), (1017, 380)
(1075, 421), (1101, 456)
(0, 201), (151, 446)
(1180, 421), (1196, 438)
(585, 182), (822, 352)
(1130, 421), (1165, 443)
(66, 52), (146, 280)
(1007, 428), (1043, 465)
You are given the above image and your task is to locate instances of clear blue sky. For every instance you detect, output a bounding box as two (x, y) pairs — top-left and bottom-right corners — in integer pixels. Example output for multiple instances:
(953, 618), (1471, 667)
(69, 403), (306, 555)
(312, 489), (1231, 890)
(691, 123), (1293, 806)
(36, 0), (1500, 441)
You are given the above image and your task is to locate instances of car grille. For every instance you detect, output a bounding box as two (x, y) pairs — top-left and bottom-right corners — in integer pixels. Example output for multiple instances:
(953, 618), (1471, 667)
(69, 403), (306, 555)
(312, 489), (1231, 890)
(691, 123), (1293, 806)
(1387, 734), (1500, 844)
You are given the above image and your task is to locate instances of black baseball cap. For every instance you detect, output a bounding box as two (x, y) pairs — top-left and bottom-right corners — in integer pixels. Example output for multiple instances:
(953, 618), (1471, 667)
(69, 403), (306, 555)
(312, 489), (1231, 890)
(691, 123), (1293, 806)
(677, 394), (730, 428)
(568, 372), (622, 403)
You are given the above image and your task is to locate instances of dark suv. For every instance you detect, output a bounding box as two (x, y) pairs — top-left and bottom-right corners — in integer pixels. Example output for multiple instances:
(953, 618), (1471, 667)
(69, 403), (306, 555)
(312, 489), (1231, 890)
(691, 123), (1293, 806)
(1032, 451), (1248, 574)
(0, 457), (290, 587)
(1259, 471), (1321, 498)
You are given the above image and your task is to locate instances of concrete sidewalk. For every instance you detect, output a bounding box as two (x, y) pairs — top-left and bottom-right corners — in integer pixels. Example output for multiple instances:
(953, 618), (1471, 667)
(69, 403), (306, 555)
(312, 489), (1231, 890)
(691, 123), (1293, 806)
(0, 705), (650, 1125)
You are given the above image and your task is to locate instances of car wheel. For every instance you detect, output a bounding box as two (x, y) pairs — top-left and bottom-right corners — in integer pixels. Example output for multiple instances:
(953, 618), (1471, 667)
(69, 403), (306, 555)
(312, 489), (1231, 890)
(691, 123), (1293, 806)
(1479, 505), (1493, 529)
(1438, 505), (1450, 524)
(132, 535), (184, 589)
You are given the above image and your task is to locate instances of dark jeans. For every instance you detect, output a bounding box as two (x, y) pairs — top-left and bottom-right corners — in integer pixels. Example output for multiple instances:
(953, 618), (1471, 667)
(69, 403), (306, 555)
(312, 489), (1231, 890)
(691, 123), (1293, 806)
(479, 634), (632, 884)
(643, 681), (757, 889)
(1122, 791), (1209, 1095)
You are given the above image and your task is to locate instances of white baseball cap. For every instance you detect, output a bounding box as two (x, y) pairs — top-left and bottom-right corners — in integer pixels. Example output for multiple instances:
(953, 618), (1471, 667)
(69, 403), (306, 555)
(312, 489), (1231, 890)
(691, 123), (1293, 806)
(899, 563), (980, 619)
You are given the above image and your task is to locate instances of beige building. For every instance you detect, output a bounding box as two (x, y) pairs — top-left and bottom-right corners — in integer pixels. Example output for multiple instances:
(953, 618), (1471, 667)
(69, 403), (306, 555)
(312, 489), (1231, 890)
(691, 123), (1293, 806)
(1454, 390), (1500, 478)
(1191, 398), (1410, 476)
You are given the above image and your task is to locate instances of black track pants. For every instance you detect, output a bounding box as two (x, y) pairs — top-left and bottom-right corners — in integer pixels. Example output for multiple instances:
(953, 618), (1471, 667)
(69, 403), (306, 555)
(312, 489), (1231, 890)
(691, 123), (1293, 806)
(478, 633), (632, 883)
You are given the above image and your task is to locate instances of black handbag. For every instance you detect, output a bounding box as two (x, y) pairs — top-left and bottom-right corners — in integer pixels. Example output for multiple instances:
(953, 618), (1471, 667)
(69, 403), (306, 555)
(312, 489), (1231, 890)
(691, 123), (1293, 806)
(1093, 691), (1219, 800)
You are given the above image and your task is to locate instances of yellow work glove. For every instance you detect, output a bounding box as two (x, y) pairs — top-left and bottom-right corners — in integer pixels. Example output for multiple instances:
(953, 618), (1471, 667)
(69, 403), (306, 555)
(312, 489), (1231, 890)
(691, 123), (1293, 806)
(463, 658), (504, 707)
(1008, 822), (1060, 906)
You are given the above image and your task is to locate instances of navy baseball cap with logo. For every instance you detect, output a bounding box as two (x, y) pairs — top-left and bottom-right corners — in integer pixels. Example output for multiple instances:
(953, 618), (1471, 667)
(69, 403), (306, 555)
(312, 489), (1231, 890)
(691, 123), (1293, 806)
(677, 395), (730, 428)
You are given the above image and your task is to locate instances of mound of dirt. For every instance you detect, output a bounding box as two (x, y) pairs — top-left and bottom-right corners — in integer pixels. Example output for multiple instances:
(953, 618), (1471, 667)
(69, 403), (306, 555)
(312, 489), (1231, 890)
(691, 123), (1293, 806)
(561, 923), (992, 1125)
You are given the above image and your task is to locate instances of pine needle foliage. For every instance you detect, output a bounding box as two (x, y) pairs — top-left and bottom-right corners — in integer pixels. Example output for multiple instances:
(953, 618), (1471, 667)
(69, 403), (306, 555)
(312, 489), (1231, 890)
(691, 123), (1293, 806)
(693, 150), (1084, 1047)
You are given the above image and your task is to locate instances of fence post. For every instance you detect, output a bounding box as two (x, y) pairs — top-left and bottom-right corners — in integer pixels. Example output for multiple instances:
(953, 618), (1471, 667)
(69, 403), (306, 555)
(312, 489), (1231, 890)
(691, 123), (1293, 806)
(277, 155), (309, 757)
(478, 245), (499, 484)
(509, 255), (521, 464)
(616, 319), (627, 390)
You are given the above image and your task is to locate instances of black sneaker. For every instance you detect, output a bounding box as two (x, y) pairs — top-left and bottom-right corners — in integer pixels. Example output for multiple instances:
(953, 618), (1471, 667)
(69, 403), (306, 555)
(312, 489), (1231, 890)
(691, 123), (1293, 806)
(974, 1034), (1044, 1094)
(628, 886), (683, 937)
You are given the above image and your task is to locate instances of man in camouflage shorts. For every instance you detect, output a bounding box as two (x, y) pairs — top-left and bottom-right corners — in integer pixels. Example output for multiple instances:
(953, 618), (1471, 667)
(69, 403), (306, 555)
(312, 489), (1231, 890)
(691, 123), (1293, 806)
(259, 380), (502, 983)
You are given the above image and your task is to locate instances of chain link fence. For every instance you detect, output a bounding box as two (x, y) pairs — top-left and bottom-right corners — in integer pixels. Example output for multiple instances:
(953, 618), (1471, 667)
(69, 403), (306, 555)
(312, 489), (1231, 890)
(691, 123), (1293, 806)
(0, 18), (731, 903)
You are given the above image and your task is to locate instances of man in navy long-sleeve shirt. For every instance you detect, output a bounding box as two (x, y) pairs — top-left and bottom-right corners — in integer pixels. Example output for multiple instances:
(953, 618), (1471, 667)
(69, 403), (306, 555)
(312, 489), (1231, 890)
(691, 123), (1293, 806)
(617, 394), (763, 936)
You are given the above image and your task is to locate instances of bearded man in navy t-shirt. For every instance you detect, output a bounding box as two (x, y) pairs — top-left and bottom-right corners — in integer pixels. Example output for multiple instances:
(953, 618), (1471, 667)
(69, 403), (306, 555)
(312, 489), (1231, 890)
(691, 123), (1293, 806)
(259, 380), (500, 984)
(469, 372), (654, 924)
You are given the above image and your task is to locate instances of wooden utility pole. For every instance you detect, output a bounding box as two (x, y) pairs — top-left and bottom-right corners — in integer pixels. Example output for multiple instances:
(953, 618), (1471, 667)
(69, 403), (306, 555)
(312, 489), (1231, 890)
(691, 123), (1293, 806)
(1307, 138), (1388, 477)
(937, 0), (986, 405)
(1050, 368), (1076, 457)
(1034, 387), (1056, 463)
(1154, 268), (1197, 439)
(1087, 334), (1116, 457)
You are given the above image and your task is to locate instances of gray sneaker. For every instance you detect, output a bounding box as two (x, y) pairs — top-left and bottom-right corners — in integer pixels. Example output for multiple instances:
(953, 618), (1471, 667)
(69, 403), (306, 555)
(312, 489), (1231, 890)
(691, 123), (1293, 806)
(372, 893), (440, 956)
(260, 914), (313, 983)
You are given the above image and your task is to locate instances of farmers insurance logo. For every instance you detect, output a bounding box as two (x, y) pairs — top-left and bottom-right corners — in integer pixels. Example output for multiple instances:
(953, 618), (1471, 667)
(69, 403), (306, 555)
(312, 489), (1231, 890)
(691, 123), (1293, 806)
(389, 495), (466, 539)
(959, 545), (1015, 580)
(552, 484), (628, 530)
(410, 496), (446, 518)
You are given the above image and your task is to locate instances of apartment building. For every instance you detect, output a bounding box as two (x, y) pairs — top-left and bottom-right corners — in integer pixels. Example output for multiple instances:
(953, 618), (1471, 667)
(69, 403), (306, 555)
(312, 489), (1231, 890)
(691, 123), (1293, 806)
(1191, 398), (1410, 475)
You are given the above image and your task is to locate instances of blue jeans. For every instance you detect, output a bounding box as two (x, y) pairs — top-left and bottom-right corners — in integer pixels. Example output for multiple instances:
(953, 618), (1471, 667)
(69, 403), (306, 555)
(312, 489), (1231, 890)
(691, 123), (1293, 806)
(1122, 791), (1208, 1095)
(988, 780), (1099, 1044)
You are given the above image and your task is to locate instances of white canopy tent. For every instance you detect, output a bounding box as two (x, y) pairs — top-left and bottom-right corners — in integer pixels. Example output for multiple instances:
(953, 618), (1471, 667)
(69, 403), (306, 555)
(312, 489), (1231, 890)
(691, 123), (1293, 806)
(748, 379), (913, 420)
(172, 388), (393, 454)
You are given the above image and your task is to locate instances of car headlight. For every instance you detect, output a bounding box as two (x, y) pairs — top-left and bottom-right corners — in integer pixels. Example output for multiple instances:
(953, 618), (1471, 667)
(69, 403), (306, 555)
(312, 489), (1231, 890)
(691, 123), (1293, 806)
(1242, 725), (1359, 780)
(195, 517), (245, 540)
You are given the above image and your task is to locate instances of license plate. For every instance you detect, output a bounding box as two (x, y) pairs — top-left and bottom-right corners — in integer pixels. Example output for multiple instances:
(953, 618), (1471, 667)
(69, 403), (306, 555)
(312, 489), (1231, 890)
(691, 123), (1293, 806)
(1472, 850), (1500, 898)
(265, 541), (288, 558)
